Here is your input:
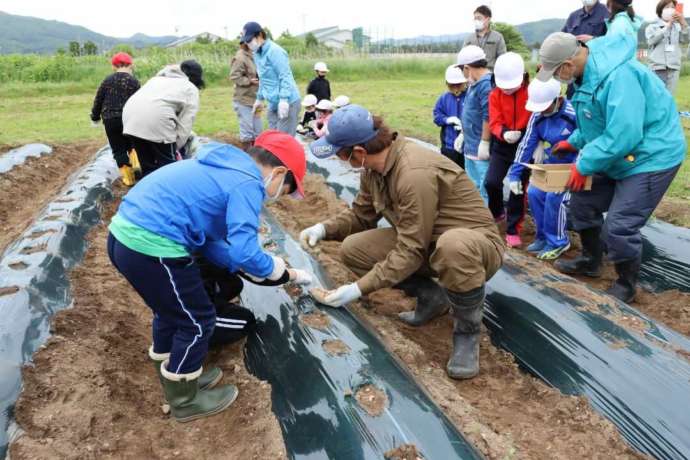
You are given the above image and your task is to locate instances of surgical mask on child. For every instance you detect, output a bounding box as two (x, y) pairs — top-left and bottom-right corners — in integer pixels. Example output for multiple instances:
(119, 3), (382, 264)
(248, 38), (260, 52)
(263, 170), (287, 202)
(474, 19), (486, 31)
(662, 7), (676, 21)
(501, 87), (519, 95)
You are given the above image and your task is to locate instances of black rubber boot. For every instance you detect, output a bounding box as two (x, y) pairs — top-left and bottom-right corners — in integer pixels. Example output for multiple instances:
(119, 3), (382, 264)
(396, 276), (449, 327)
(606, 258), (641, 304)
(446, 285), (485, 380)
(554, 227), (603, 277)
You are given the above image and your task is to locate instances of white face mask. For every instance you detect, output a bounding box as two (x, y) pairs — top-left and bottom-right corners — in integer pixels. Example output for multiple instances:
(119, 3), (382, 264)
(662, 8), (676, 21)
(582, 0), (597, 7)
(339, 150), (366, 173)
(474, 19), (486, 31)
(263, 170), (286, 202)
(248, 38), (260, 52)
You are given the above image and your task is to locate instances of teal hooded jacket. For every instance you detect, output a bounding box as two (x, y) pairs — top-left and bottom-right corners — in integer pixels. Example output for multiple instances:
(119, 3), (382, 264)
(254, 40), (301, 110)
(568, 33), (686, 179)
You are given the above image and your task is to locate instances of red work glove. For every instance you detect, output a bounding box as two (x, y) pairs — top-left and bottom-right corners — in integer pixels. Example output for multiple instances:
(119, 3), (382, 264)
(566, 163), (589, 192)
(551, 141), (577, 158)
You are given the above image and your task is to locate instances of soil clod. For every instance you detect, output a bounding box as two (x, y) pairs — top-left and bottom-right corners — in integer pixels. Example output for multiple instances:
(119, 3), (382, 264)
(8, 261), (29, 270)
(322, 339), (350, 356)
(354, 384), (388, 417)
(0, 286), (20, 297)
(19, 243), (47, 255)
(299, 310), (331, 330)
(385, 444), (423, 460)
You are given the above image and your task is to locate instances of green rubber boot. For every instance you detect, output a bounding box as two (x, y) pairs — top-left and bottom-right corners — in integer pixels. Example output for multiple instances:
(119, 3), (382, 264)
(160, 360), (238, 423)
(149, 347), (223, 391)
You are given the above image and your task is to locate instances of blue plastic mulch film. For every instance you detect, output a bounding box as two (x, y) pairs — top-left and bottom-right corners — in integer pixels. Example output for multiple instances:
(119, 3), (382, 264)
(0, 144), (52, 174)
(640, 220), (690, 293)
(243, 212), (481, 460)
(299, 136), (690, 459)
(0, 146), (117, 458)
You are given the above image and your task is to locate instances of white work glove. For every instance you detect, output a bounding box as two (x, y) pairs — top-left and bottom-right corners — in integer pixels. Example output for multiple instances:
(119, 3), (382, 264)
(243, 255), (287, 283)
(252, 100), (264, 115)
(503, 130), (522, 144)
(477, 140), (491, 161)
(90, 120), (100, 128)
(278, 99), (290, 119)
(446, 116), (461, 126)
(288, 268), (313, 285)
(509, 180), (523, 195)
(453, 131), (464, 152)
(299, 223), (326, 248)
(322, 283), (362, 308)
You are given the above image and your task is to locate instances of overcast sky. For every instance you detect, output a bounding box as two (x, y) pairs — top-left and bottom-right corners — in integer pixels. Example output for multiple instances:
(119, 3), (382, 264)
(1, 0), (665, 39)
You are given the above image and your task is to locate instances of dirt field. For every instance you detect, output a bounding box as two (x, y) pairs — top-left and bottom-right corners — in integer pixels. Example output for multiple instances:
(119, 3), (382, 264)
(0, 141), (103, 255)
(10, 183), (286, 460)
(268, 175), (647, 460)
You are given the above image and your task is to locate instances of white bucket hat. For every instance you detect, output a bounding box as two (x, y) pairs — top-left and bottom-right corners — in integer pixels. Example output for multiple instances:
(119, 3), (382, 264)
(334, 95), (351, 108)
(525, 78), (562, 113)
(315, 99), (333, 111)
(314, 61), (329, 72)
(445, 65), (467, 84)
(302, 94), (318, 107)
(456, 45), (486, 66)
(494, 52), (525, 90)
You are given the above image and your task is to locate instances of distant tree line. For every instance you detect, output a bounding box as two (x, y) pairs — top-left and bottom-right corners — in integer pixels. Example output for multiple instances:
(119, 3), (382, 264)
(59, 40), (98, 56)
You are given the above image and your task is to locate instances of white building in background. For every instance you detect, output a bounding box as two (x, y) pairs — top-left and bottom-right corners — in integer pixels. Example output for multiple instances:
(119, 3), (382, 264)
(165, 32), (223, 48)
(298, 26), (369, 50)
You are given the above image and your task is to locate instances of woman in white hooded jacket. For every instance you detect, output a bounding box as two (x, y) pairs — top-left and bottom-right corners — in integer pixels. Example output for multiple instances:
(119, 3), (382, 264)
(646, 0), (689, 94)
(123, 60), (204, 176)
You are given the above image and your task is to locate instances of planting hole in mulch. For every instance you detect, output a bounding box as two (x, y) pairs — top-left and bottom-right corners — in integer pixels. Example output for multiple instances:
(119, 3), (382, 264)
(385, 444), (424, 460)
(284, 283), (303, 298)
(19, 243), (47, 255)
(8, 261), (29, 270)
(354, 383), (388, 417)
(322, 339), (350, 356)
(0, 286), (20, 297)
(28, 229), (57, 240)
(43, 215), (62, 221)
(299, 310), (331, 330)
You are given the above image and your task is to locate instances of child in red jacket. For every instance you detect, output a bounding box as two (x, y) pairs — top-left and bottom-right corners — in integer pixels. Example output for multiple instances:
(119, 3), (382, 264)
(485, 52), (532, 248)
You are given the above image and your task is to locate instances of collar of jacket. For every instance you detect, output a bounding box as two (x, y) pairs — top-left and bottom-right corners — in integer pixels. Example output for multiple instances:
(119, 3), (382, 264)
(381, 134), (404, 177)
(256, 39), (272, 56)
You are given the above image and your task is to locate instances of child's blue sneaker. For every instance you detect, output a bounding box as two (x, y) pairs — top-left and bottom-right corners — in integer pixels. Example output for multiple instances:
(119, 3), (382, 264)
(537, 243), (571, 260)
(526, 239), (547, 254)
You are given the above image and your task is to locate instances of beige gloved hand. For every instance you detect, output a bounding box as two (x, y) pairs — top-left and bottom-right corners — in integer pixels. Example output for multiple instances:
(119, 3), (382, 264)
(453, 132), (464, 152)
(90, 119), (100, 128)
(477, 140), (491, 161)
(299, 223), (325, 248)
(320, 283), (362, 308)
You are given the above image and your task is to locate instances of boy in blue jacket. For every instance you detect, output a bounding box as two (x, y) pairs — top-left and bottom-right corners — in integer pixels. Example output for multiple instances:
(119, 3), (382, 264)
(107, 131), (312, 422)
(508, 78), (578, 260)
(433, 65), (468, 168)
(538, 32), (686, 303)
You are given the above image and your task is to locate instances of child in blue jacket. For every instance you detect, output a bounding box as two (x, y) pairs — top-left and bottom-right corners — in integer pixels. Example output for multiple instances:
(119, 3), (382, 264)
(107, 131), (312, 422)
(433, 65), (467, 168)
(507, 78), (578, 260)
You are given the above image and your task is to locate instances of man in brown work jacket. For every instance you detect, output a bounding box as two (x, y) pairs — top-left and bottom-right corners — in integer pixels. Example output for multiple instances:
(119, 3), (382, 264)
(300, 105), (505, 379)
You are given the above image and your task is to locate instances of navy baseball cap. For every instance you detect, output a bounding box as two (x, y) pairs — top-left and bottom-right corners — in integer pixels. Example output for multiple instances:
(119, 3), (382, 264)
(310, 104), (379, 159)
(241, 22), (263, 44)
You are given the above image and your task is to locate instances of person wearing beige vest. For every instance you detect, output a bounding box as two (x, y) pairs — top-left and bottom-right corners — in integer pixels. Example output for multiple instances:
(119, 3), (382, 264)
(301, 105), (505, 380)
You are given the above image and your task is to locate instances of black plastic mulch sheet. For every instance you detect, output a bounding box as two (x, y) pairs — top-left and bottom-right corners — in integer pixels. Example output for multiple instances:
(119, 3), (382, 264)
(299, 137), (690, 459)
(640, 220), (690, 293)
(0, 144), (52, 174)
(243, 213), (481, 460)
(0, 146), (117, 457)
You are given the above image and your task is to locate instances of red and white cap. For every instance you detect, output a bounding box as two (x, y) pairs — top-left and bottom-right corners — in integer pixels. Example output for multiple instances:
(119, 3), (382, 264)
(254, 130), (306, 199)
(111, 52), (133, 67)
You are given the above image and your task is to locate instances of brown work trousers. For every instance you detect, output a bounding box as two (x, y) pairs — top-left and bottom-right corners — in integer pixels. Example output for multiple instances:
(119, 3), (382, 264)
(341, 227), (504, 294)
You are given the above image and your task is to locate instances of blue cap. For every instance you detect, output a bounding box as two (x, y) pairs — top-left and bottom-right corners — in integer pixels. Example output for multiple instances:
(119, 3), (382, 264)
(310, 105), (378, 159)
(240, 22), (263, 44)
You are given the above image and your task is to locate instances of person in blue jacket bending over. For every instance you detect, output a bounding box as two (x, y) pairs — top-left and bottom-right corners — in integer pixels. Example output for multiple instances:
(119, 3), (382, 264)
(507, 78), (579, 261)
(538, 32), (686, 303)
(107, 130), (312, 422)
(241, 21), (302, 136)
(433, 65), (468, 168)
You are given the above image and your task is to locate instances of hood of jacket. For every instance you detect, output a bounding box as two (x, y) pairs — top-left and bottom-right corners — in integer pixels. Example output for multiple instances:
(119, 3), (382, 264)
(196, 142), (263, 182)
(578, 33), (637, 96)
(156, 65), (190, 80)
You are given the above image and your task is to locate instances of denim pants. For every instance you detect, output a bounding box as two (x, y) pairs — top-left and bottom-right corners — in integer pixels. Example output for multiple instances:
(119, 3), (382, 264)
(233, 101), (264, 142)
(464, 157), (490, 204)
(267, 100), (301, 137)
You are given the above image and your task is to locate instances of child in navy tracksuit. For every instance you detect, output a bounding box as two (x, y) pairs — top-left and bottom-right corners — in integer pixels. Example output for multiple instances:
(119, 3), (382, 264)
(507, 79), (578, 260)
(433, 65), (468, 168)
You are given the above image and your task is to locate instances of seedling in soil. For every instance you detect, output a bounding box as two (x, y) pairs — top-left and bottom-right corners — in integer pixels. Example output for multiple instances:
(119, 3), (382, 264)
(354, 383), (388, 417)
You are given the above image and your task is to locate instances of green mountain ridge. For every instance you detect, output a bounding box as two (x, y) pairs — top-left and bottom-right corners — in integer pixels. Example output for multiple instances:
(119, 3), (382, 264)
(0, 11), (180, 54)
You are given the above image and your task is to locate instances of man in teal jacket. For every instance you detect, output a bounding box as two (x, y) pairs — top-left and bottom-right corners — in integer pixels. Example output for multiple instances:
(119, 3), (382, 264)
(241, 22), (301, 136)
(537, 31), (686, 303)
